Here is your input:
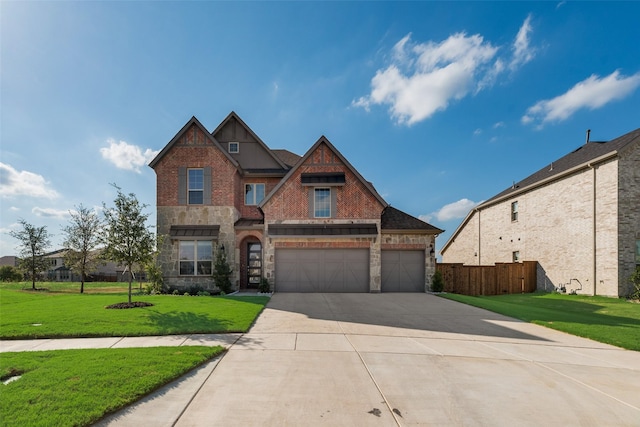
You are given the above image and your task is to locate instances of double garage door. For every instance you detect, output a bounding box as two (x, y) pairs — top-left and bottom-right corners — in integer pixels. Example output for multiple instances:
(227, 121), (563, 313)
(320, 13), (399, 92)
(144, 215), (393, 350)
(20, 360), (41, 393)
(275, 248), (425, 293)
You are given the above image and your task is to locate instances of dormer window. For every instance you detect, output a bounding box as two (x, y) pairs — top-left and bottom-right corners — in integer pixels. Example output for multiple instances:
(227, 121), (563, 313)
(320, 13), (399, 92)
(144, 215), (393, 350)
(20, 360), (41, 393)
(229, 142), (239, 153)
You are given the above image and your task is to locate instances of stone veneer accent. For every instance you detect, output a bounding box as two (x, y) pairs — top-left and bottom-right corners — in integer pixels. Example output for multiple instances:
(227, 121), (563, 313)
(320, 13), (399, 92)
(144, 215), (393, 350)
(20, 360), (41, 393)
(157, 205), (239, 290)
(382, 232), (437, 291)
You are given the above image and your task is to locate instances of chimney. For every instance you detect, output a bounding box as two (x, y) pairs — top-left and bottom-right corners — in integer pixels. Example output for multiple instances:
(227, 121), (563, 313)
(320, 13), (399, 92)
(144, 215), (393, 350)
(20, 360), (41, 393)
(586, 129), (591, 144)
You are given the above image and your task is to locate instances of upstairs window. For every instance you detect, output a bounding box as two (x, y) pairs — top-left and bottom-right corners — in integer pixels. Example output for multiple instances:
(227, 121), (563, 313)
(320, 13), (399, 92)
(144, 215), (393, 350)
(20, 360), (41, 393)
(229, 142), (239, 153)
(511, 201), (519, 222)
(245, 183), (265, 205)
(188, 169), (204, 204)
(314, 188), (331, 218)
(512, 251), (520, 262)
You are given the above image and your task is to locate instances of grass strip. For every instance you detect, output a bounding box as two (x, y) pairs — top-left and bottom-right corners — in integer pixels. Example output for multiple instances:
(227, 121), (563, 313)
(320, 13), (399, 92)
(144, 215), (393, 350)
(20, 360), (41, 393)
(0, 346), (223, 427)
(439, 292), (640, 351)
(1, 289), (269, 339)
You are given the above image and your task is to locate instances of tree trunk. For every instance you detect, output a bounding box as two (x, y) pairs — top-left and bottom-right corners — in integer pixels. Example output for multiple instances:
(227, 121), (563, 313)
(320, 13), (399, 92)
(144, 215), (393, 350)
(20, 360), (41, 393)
(128, 264), (132, 304)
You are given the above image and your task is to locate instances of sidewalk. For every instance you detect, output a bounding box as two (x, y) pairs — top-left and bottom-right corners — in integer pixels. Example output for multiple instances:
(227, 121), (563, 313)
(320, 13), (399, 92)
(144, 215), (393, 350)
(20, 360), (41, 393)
(0, 333), (241, 353)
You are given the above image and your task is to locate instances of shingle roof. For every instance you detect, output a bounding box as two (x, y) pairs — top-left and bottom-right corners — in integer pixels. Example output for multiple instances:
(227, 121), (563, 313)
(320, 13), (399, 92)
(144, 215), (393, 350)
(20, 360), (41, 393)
(272, 149), (302, 167)
(381, 206), (444, 234)
(483, 127), (640, 206)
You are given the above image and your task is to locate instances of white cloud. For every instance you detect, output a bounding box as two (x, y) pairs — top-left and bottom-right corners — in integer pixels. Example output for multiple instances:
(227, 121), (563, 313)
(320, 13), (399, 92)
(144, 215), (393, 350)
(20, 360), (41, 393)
(510, 14), (535, 70)
(354, 16), (536, 125)
(493, 121), (505, 129)
(32, 207), (71, 220)
(434, 198), (482, 222)
(100, 139), (159, 173)
(522, 70), (640, 126)
(0, 162), (59, 199)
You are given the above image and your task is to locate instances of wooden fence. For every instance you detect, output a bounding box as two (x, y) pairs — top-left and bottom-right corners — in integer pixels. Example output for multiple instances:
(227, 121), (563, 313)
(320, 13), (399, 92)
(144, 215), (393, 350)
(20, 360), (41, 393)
(436, 261), (538, 296)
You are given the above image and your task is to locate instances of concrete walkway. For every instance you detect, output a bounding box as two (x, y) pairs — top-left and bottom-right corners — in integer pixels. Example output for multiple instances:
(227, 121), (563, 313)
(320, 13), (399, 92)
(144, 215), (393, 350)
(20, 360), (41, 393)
(3, 293), (640, 426)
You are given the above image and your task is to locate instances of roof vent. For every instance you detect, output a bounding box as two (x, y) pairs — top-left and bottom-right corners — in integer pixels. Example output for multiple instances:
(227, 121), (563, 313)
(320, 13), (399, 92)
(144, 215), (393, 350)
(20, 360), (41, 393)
(549, 162), (553, 171)
(585, 129), (591, 144)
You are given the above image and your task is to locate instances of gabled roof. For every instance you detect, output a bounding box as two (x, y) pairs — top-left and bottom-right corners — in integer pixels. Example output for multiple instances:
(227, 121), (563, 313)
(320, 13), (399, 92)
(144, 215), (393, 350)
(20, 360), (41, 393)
(482, 127), (640, 207)
(210, 111), (289, 171)
(381, 206), (444, 234)
(440, 127), (640, 255)
(148, 116), (239, 170)
(259, 135), (388, 209)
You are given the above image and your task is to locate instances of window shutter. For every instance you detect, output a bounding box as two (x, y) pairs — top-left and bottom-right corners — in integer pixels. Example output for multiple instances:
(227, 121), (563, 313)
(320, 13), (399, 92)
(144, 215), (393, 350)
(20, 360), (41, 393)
(203, 167), (212, 205)
(178, 167), (187, 205)
(308, 188), (314, 218)
(331, 189), (337, 218)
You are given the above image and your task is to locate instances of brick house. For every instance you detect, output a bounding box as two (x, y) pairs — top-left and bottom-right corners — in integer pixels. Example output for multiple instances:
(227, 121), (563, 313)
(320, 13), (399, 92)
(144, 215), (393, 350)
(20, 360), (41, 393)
(440, 128), (640, 297)
(149, 112), (443, 293)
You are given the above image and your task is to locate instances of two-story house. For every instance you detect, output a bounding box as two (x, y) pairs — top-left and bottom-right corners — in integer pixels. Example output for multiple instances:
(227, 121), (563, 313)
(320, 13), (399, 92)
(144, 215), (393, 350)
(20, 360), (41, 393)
(441, 128), (640, 297)
(149, 112), (443, 293)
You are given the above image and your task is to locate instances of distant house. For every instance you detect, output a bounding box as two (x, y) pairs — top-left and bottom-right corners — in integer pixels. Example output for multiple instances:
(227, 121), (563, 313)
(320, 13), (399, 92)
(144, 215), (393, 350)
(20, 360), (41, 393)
(0, 256), (18, 267)
(441, 128), (640, 297)
(42, 249), (145, 282)
(149, 111), (443, 293)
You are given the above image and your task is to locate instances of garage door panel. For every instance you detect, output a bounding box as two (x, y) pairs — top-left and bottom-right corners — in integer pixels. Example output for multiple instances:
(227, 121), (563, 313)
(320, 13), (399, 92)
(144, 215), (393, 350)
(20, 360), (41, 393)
(382, 250), (425, 292)
(276, 249), (369, 293)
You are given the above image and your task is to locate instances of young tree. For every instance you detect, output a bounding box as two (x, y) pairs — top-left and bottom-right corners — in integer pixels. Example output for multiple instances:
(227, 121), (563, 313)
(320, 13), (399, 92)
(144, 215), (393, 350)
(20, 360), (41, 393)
(102, 185), (155, 304)
(9, 219), (52, 290)
(61, 204), (103, 293)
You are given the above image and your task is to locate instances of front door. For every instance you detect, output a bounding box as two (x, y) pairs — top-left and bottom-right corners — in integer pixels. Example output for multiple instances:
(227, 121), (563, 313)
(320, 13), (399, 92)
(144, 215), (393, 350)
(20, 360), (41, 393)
(247, 242), (262, 288)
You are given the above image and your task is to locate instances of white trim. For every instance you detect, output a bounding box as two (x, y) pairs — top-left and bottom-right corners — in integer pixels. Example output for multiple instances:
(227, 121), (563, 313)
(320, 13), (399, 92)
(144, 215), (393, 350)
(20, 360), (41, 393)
(229, 141), (239, 153)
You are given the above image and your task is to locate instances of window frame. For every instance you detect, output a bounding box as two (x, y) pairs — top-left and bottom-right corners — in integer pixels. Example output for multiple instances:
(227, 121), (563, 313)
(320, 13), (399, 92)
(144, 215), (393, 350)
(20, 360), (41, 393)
(511, 201), (519, 222)
(314, 187), (331, 218)
(244, 183), (266, 206)
(229, 142), (239, 153)
(179, 240), (213, 276)
(512, 251), (520, 262)
(188, 168), (204, 205)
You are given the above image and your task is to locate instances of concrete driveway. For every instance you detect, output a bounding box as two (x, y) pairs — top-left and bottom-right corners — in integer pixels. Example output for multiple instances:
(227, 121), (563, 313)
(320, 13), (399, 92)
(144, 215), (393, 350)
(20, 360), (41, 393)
(107, 293), (640, 426)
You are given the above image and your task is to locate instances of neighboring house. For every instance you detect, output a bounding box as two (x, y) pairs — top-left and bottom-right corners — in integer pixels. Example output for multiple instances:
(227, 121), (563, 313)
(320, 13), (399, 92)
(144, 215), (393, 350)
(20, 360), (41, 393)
(441, 128), (640, 297)
(149, 112), (443, 293)
(43, 249), (144, 282)
(0, 256), (18, 267)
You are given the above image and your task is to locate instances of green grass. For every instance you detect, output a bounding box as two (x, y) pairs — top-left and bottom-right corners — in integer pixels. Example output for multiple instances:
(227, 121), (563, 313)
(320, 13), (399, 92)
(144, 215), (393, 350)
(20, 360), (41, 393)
(0, 346), (223, 427)
(1, 281), (133, 293)
(439, 292), (640, 351)
(0, 288), (269, 339)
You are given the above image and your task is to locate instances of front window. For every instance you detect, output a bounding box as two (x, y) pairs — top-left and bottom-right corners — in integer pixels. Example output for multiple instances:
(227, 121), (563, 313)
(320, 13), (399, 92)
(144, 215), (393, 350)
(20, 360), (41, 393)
(511, 201), (518, 222)
(314, 188), (331, 218)
(245, 183), (265, 205)
(179, 241), (213, 276)
(636, 239), (640, 265)
(188, 169), (204, 205)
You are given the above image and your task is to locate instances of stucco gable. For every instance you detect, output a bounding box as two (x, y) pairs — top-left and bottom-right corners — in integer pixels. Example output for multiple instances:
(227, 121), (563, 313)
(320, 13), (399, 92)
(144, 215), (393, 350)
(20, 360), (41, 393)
(211, 111), (289, 172)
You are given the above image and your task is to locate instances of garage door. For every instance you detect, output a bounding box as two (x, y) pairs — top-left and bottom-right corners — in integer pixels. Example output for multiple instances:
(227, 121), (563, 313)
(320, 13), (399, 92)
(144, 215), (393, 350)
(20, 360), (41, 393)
(381, 250), (425, 292)
(275, 249), (369, 292)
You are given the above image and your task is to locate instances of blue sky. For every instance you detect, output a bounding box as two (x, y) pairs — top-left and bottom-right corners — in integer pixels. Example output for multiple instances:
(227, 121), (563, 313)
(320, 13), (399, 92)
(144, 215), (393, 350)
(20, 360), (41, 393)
(2, 1), (639, 257)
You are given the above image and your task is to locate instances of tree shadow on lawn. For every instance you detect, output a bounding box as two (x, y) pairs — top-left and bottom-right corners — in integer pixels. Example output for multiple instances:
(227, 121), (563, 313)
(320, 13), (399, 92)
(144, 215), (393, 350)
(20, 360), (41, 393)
(144, 310), (236, 335)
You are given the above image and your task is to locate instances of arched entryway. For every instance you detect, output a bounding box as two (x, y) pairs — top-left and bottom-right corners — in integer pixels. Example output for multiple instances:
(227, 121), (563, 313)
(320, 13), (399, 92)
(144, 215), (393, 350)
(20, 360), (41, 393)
(239, 236), (262, 290)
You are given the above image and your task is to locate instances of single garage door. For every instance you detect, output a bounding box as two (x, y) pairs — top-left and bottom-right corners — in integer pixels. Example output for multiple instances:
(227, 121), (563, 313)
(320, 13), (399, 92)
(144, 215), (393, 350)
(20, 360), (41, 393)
(381, 250), (425, 292)
(275, 249), (369, 292)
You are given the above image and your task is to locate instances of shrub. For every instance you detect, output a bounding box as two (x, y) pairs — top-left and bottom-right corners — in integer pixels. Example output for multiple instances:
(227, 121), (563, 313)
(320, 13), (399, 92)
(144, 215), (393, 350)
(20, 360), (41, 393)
(431, 270), (444, 293)
(258, 277), (271, 293)
(144, 262), (163, 294)
(629, 266), (640, 300)
(0, 266), (23, 282)
(212, 245), (233, 294)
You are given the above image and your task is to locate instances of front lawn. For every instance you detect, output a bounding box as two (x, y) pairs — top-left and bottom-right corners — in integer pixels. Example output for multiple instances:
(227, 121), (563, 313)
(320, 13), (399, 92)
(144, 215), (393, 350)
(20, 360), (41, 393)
(0, 289), (269, 339)
(439, 292), (640, 351)
(0, 346), (223, 427)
